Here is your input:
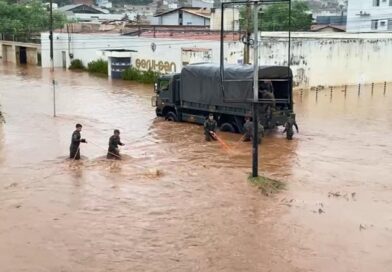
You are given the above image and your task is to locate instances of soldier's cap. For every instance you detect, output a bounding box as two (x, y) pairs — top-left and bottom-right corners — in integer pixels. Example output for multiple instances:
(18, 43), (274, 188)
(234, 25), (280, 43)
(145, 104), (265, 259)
(76, 123), (82, 128)
(114, 129), (120, 134)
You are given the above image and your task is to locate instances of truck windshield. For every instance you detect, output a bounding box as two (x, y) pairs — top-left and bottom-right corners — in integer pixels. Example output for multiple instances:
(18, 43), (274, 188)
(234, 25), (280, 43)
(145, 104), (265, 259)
(159, 79), (170, 92)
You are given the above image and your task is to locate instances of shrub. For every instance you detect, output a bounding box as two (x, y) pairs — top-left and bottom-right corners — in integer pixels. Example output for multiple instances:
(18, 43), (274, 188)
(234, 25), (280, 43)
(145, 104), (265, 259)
(121, 67), (142, 81)
(122, 67), (160, 84)
(69, 59), (85, 70)
(140, 69), (160, 84)
(87, 59), (108, 75)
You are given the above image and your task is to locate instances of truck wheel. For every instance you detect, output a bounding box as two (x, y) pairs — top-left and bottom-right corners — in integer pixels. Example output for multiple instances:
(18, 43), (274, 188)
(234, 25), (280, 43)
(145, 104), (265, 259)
(165, 111), (178, 122)
(220, 122), (236, 133)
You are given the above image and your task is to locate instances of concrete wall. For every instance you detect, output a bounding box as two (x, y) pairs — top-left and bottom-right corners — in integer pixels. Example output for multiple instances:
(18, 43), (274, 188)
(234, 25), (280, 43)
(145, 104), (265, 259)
(41, 32), (392, 87)
(26, 48), (38, 65)
(2, 45), (15, 63)
(210, 8), (240, 31)
(1, 41), (40, 65)
(257, 32), (392, 87)
(347, 0), (392, 32)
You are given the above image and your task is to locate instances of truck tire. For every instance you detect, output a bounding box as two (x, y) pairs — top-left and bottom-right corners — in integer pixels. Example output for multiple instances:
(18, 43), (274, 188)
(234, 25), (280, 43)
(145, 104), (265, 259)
(165, 111), (178, 122)
(220, 122), (236, 133)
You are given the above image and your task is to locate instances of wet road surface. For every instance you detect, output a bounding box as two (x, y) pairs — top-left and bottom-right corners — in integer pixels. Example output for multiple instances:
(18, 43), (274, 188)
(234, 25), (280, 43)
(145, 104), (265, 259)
(0, 63), (391, 272)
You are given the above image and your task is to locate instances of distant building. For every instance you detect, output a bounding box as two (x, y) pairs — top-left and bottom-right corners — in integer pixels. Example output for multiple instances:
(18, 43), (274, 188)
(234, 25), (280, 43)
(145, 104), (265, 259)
(191, 0), (214, 8)
(58, 4), (126, 22)
(316, 15), (347, 26)
(154, 7), (211, 26)
(347, 0), (392, 32)
(311, 24), (346, 32)
(72, 0), (94, 5)
(58, 4), (108, 14)
(96, 0), (112, 9)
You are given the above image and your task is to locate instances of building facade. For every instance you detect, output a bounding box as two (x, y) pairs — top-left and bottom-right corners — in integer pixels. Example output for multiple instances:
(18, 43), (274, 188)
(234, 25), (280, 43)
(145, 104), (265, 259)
(347, 0), (392, 32)
(154, 7), (211, 26)
(40, 31), (392, 87)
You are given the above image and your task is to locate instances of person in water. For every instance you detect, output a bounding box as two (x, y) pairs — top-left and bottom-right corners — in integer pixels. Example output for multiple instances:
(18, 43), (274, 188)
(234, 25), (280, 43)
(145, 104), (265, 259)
(107, 129), (124, 159)
(70, 124), (87, 160)
(204, 113), (217, 142)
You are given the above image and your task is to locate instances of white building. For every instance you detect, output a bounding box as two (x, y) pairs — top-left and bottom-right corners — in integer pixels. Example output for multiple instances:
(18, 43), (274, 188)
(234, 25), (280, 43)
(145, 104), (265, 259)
(210, 8), (240, 31)
(191, 0), (214, 8)
(154, 7), (211, 26)
(40, 31), (392, 87)
(347, 0), (392, 32)
(96, 0), (112, 9)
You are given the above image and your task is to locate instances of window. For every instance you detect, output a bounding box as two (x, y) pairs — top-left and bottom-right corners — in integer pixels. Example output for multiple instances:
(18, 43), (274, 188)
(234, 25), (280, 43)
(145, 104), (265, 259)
(373, 0), (380, 6)
(371, 20), (378, 29)
(158, 79), (170, 92)
(388, 19), (392, 30)
(390, 0), (392, 6)
(380, 21), (386, 27)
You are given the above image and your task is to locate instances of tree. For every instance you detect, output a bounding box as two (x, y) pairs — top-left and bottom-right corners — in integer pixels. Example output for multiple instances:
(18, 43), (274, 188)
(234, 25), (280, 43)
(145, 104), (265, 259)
(0, 0), (67, 37)
(239, 2), (312, 32)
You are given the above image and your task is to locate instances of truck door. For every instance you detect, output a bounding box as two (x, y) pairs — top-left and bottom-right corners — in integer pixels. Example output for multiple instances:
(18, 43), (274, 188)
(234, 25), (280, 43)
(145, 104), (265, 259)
(173, 78), (181, 104)
(157, 78), (172, 105)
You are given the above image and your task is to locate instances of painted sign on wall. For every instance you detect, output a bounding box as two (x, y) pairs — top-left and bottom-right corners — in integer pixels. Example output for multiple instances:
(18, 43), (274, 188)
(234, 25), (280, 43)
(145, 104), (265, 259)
(135, 58), (176, 73)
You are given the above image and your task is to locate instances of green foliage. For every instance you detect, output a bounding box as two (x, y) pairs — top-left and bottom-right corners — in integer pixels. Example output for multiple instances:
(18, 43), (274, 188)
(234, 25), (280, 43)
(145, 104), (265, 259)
(0, 0), (67, 36)
(69, 59), (85, 70)
(248, 174), (286, 196)
(240, 2), (312, 32)
(121, 66), (141, 81)
(122, 67), (160, 84)
(87, 59), (108, 75)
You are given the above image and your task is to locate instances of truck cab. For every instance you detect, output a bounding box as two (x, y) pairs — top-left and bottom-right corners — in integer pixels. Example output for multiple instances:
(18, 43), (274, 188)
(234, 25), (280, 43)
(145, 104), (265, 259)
(154, 73), (180, 121)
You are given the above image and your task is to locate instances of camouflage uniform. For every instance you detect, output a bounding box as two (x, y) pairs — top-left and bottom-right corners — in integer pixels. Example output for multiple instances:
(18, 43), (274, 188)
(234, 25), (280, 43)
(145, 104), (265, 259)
(243, 120), (264, 144)
(204, 118), (217, 141)
(283, 114), (299, 140)
(70, 130), (86, 160)
(107, 134), (124, 160)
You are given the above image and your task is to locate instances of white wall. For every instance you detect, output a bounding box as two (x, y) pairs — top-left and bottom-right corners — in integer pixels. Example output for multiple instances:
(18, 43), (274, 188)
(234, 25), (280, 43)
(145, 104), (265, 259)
(182, 12), (209, 25)
(41, 32), (392, 87)
(210, 8), (240, 31)
(257, 32), (392, 87)
(347, 0), (392, 32)
(160, 12), (179, 25)
(40, 33), (243, 72)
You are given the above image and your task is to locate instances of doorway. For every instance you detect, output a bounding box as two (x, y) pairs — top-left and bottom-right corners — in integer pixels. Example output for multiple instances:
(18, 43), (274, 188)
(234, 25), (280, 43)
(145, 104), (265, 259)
(19, 47), (27, 64)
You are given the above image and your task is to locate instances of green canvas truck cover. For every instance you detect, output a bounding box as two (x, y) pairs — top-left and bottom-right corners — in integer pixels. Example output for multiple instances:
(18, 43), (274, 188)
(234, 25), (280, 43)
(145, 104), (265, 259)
(180, 63), (292, 107)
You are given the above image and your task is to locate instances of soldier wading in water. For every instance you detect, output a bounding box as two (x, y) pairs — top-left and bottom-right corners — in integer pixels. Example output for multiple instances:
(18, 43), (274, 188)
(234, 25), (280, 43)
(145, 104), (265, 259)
(107, 129), (124, 159)
(283, 113), (299, 140)
(204, 113), (217, 141)
(70, 124), (87, 160)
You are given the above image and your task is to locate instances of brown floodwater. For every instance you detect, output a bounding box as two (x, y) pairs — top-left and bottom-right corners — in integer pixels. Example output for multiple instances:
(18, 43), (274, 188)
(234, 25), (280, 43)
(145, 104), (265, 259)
(0, 63), (391, 272)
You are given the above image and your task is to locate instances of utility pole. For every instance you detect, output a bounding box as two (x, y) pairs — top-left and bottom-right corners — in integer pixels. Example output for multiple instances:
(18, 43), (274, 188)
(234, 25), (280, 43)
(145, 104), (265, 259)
(252, 2), (261, 177)
(49, 0), (54, 72)
(243, 1), (251, 64)
(49, 0), (56, 117)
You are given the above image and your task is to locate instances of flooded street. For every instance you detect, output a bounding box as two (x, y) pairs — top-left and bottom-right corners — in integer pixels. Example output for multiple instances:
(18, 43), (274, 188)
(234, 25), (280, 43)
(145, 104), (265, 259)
(0, 63), (391, 272)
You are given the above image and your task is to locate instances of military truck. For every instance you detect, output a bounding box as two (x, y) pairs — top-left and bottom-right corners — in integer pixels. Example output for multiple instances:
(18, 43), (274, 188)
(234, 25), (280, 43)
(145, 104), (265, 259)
(153, 63), (294, 133)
